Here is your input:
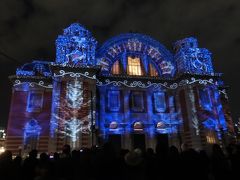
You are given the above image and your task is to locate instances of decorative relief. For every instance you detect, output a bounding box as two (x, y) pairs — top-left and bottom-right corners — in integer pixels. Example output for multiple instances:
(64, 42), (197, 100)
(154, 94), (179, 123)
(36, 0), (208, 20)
(13, 80), (53, 89)
(97, 77), (217, 89)
(219, 89), (228, 99)
(98, 34), (175, 76)
(53, 70), (96, 79)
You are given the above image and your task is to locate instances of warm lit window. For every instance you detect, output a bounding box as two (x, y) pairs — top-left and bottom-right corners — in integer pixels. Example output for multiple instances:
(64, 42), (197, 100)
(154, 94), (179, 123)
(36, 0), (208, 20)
(111, 60), (121, 74)
(206, 131), (216, 144)
(127, 56), (143, 76)
(153, 92), (166, 113)
(149, 63), (158, 76)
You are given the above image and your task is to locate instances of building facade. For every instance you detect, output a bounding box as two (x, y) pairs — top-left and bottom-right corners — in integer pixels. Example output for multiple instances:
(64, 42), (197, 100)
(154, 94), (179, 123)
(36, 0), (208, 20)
(6, 23), (235, 154)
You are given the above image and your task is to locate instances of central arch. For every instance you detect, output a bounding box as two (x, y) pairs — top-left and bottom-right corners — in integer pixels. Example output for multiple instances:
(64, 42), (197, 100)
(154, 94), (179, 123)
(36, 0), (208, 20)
(97, 33), (175, 77)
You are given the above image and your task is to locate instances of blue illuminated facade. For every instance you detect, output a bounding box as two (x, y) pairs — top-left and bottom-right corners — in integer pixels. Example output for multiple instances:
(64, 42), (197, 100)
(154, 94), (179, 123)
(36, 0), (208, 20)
(6, 23), (235, 154)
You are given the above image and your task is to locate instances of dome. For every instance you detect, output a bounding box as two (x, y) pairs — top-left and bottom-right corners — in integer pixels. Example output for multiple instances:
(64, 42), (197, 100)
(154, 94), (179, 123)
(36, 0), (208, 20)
(97, 33), (175, 77)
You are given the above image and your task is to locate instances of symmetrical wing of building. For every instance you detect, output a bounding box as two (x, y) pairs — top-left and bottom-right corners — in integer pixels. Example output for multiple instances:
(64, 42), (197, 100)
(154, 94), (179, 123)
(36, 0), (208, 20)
(6, 23), (235, 154)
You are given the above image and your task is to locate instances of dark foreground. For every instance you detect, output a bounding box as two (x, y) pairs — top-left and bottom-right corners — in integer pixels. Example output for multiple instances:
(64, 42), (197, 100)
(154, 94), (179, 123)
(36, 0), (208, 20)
(0, 143), (240, 180)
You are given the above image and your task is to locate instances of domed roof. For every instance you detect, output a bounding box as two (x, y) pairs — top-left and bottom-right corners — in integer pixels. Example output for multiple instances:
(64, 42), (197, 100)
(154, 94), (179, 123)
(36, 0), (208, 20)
(97, 33), (175, 77)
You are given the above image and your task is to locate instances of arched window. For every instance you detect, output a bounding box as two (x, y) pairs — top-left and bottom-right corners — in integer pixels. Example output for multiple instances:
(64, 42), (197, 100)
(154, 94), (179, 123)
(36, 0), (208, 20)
(109, 121), (118, 130)
(156, 122), (165, 129)
(111, 60), (121, 75)
(149, 63), (158, 76)
(127, 56), (144, 76)
(23, 119), (41, 150)
(133, 122), (143, 131)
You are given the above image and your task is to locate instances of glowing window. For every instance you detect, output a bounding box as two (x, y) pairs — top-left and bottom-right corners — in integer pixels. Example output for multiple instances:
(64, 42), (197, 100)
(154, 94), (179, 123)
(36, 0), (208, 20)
(127, 56), (143, 76)
(149, 63), (158, 76)
(111, 60), (121, 74)
(206, 131), (216, 144)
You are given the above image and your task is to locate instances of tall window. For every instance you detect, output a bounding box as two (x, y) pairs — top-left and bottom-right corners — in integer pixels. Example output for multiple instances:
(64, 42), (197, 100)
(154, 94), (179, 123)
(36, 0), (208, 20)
(27, 91), (43, 112)
(23, 119), (41, 150)
(130, 91), (145, 112)
(111, 60), (121, 74)
(199, 88), (212, 111)
(149, 63), (158, 76)
(153, 92), (166, 113)
(107, 90), (121, 112)
(127, 56), (143, 76)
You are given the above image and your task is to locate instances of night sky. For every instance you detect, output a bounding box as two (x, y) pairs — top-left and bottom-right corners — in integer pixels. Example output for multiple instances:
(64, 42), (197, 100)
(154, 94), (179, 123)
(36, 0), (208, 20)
(0, 0), (239, 127)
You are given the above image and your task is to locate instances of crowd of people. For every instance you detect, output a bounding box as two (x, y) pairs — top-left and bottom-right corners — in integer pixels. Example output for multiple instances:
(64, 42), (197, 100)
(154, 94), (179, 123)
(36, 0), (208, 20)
(0, 142), (240, 180)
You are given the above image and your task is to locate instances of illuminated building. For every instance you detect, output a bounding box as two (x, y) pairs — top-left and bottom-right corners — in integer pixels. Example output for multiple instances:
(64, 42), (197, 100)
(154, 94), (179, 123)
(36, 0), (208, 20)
(6, 23), (235, 154)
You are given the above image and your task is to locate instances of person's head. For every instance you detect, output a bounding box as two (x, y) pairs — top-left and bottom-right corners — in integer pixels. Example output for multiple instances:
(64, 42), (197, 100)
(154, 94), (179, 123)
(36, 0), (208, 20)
(199, 150), (208, 159)
(181, 143), (189, 152)
(0, 150), (12, 162)
(62, 144), (71, 155)
(40, 153), (49, 162)
(124, 149), (143, 166)
(169, 145), (179, 156)
(72, 149), (80, 159)
(53, 152), (60, 160)
(29, 149), (38, 158)
(156, 143), (168, 156)
(212, 144), (224, 156)
(13, 155), (22, 164)
(120, 149), (129, 158)
(134, 148), (142, 156)
(103, 142), (115, 157)
(146, 148), (154, 156)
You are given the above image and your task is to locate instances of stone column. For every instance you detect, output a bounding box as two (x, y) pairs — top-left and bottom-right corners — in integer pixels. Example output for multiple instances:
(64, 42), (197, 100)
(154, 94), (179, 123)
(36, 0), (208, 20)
(184, 85), (203, 150)
(123, 89), (131, 150)
(48, 78), (61, 153)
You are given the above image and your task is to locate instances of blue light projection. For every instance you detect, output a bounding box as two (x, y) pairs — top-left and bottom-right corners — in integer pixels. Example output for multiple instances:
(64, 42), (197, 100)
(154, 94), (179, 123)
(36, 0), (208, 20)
(174, 37), (214, 75)
(50, 81), (60, 138)
(56, 23), (97, 66)
(66, 80), (83, 109)
(13, 23), (231, 148)
(201, 89), (227, 133)
(213, 90), (227, 131)
(97, 86), (182, 138)
(199, 88), (212, 111)
(64, 118), (82, 148)
(203, 118), (218, 130)
(16, 61), (52, 77)
(23, 119), (41, 148)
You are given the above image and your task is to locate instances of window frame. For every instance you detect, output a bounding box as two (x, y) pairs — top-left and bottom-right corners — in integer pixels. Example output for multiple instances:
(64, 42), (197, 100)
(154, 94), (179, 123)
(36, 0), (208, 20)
(26, 91), (44, 112)
(127, 56), (144, 76)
